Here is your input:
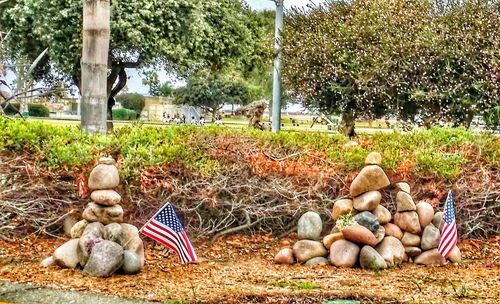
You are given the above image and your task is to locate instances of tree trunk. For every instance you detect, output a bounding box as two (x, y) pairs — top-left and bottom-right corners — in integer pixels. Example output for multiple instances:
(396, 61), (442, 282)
(80, 0), (110, 134)
(340, 112), (356, 138)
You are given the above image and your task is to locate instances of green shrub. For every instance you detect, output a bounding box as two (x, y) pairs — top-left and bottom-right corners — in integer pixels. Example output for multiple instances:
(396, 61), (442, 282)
(3, 102), (49, 117)
(112, 108), (138, 120)
(116, 93), (145, 115)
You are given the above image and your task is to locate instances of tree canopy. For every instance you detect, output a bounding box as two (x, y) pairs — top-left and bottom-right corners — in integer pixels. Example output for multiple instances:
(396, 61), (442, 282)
(283, 0), (500, 129)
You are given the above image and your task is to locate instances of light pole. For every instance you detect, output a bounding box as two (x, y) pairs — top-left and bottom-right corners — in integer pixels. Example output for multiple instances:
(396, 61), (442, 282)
(271, 0), (284, 133)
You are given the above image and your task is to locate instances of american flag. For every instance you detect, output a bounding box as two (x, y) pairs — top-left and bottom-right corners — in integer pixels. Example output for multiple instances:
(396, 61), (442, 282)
(140, 202), (198, 264)
(438, 190), (458, 259)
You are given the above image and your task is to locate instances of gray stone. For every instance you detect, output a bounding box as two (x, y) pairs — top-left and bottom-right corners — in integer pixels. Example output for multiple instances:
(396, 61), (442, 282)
(433, 212), (444, 231)
(448, 246), (461, 263)
(342, 224), (377, 247)
(394, 211), (421, 234)
(82, 202), (123, 225)
(292, 240), (327, 263)
(384, 223), (403, 240)
(360, 245), (387, 270)
(396, 191), (416, 212)
(394, 182), (411, 194)
(354, 211), (379, 233)
(329, 240), (360, 268)
(404, 246), (422, 257)
(373, 205), (391, 225)
(421, 224), (440, 251)
(122, 250), (143, 274)
(374, 226), (385, 244)
(78, 222), (104, 266)
(90, 190), (122, 206)
(305, 256), (329, 266)
(331, 199), (354, 220)
(416, 201), (434, 229)
(120, 223), (140, 247)
(414, 249), (446, 266)
(88, 164), (120, 190)
(99, 157), (116, 165)
(297, 211), (323, 240)
(40, 256), (55, 267)
(122, 237), (144, 271)
(70, 219), (88, 239)
(353, 191), (382, 211)
(53, 239), (80, 269)
(401, 232), (421, 247)
(274, 247), (295, 265)
(375, 236), (405, 267)
(104, 223), (123, 245)
(350, 165), (391, 197)
(83, 240), (124, 277)
(365, 152), (382, 165)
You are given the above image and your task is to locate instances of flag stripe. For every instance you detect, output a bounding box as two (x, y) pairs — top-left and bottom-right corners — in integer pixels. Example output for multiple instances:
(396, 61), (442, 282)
(149, 220), (191, 263)
(438, 191), (458, 259)
(141, 228), (184, 261)
(180, 231), (197, 261)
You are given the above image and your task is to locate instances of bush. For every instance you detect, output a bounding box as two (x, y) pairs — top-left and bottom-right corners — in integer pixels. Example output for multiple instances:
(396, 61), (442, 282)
(112, 108), (138, 120)
(3, 102), (49, 117)
(115, 93), (145, 115)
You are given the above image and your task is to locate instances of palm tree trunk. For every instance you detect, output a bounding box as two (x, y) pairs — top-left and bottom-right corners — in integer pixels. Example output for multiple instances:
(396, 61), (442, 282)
(80, 0), (110, 134)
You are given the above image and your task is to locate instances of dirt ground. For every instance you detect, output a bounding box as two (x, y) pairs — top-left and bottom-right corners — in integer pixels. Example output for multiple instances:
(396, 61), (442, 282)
(0, 234), (499, 304)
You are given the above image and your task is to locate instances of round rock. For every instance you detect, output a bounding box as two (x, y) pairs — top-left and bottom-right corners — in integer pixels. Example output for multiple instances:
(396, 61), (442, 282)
(331, 199), (354, 220)
(420, 224), (440, 251)
(292, 240), (327, 263)
(329, 240), (360, 268)
(305, 256), (329, 266)
(99, 157), (116, 165)
(53, 239), (80, 269)
(297, 211), (323, 240)
(90, 190), (122, 206)
(70, 219), (89, 239)
(384, 223), (403, 240)
(401, 232), (421, 247)
(414, 249), (446, 266)
(78, 222), (104, 266)
(104, 223), (123, 245)
(374, 226), (385, 244)
(88, 164), (120, 190)
(323, 232), (344, 250)
(373, 205), (391, 225)
(342, 223), (377, 247)
(354, 211), (379, 233)
(375, 236), (405, 267)
(121, 223), (140, 247)
(274, 247), (295, 265)
(416, 201), (434, 229)
(404, 246), (422, 257)
(83, 202), (124, 225)
(360, 245), (387, 270)
(396, 191), (416, 212)
(365, 152), (382, 165)
(432, 212), (444, 231)
(82, 240), (124, 277)
(394, 182), (411, 194)
(448, 246), (461, 263)
(394, 211), (421, 234)
(122, 250), (143, 274)
(350, 165), (390, 197)
(353, 191), (382, 211)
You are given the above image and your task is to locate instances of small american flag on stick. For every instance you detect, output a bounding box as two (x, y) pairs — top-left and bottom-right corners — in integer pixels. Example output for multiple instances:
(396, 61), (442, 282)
(140, 202), (198, 264)
(438, 190), (458, 259)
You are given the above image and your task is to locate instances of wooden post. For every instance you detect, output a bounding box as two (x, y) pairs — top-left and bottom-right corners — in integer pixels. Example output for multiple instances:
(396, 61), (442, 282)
(81, 0), (110, 134)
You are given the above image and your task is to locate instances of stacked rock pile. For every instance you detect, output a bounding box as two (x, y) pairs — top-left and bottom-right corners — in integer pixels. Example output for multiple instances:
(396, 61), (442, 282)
(275, 152), (461, 269)
(42, 158), (145, 277)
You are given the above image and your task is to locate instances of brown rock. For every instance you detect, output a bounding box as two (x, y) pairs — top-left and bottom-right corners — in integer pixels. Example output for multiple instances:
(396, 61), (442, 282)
(394, 211), (421, 234)
(292, 240), (328, 263)
(323, 233), (344, 250)
(416, 201), (434, 229)
(120, 223), (140, 247)
(384, 223), (403, 240)
(329, 240), (360, 268)
(353, 191), (382, 211)
(88, 163), (120, 190)
(53, 239), (80, 269)
(433, 212), (444, 231)
(421, 224), (440, 251)
(405, 246), (422, 257)
(90, 190), (122, 206)
(99, 157), (116, 165)
(349, 165), (390, 197)
(274, 247), (295, 265)
(375, 236), (405, 267)
(83, 202), (124, 225)
(331, 199), (354, 220)
(448, 246), (461, 263)
(373, 205), (391, 224)
(396, 191), (416, 212)
(342, 224), (377, 247)
(414, 249), (446, 266)
(394, 182), (411, 194)
(401, 232), (421, 247)
(365, 152), (382, 165)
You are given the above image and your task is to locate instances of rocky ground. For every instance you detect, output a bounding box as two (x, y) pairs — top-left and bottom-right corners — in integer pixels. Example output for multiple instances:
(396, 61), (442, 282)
(0, 234), (499, 303)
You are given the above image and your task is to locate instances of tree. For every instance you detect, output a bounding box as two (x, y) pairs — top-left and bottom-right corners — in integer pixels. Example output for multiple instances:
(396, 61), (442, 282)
(283, 0), (500, 133)
(0, 0), (269, 124)
(175, 73), (251, 121)
(116, 93), (145, 116)
(142, 71), (174, 97)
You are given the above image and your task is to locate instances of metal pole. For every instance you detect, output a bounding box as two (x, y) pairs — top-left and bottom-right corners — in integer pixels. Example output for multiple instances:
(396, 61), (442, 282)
(271, 0), (284, 133)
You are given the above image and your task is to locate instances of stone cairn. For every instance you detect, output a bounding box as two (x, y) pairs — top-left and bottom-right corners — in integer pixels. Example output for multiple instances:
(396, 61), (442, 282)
(42, 157), (145, 277)
(274, 152), (462, 268)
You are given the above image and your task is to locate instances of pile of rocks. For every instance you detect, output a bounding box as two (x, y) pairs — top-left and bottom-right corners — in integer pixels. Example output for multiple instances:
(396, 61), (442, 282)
(275, 152), (461, 269)
(42, 158), (145, 277)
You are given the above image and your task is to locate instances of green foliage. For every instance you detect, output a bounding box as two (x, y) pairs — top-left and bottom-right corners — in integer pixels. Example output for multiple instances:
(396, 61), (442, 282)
(142, 72), (174, 97)
(3, 102), (49, 117)
(284, 0), (500, 128)
(112, 108), (138, 120)
(296, 282), (318, 290)
(335, 214), (356, 230)
(116, 93), (145, 114)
